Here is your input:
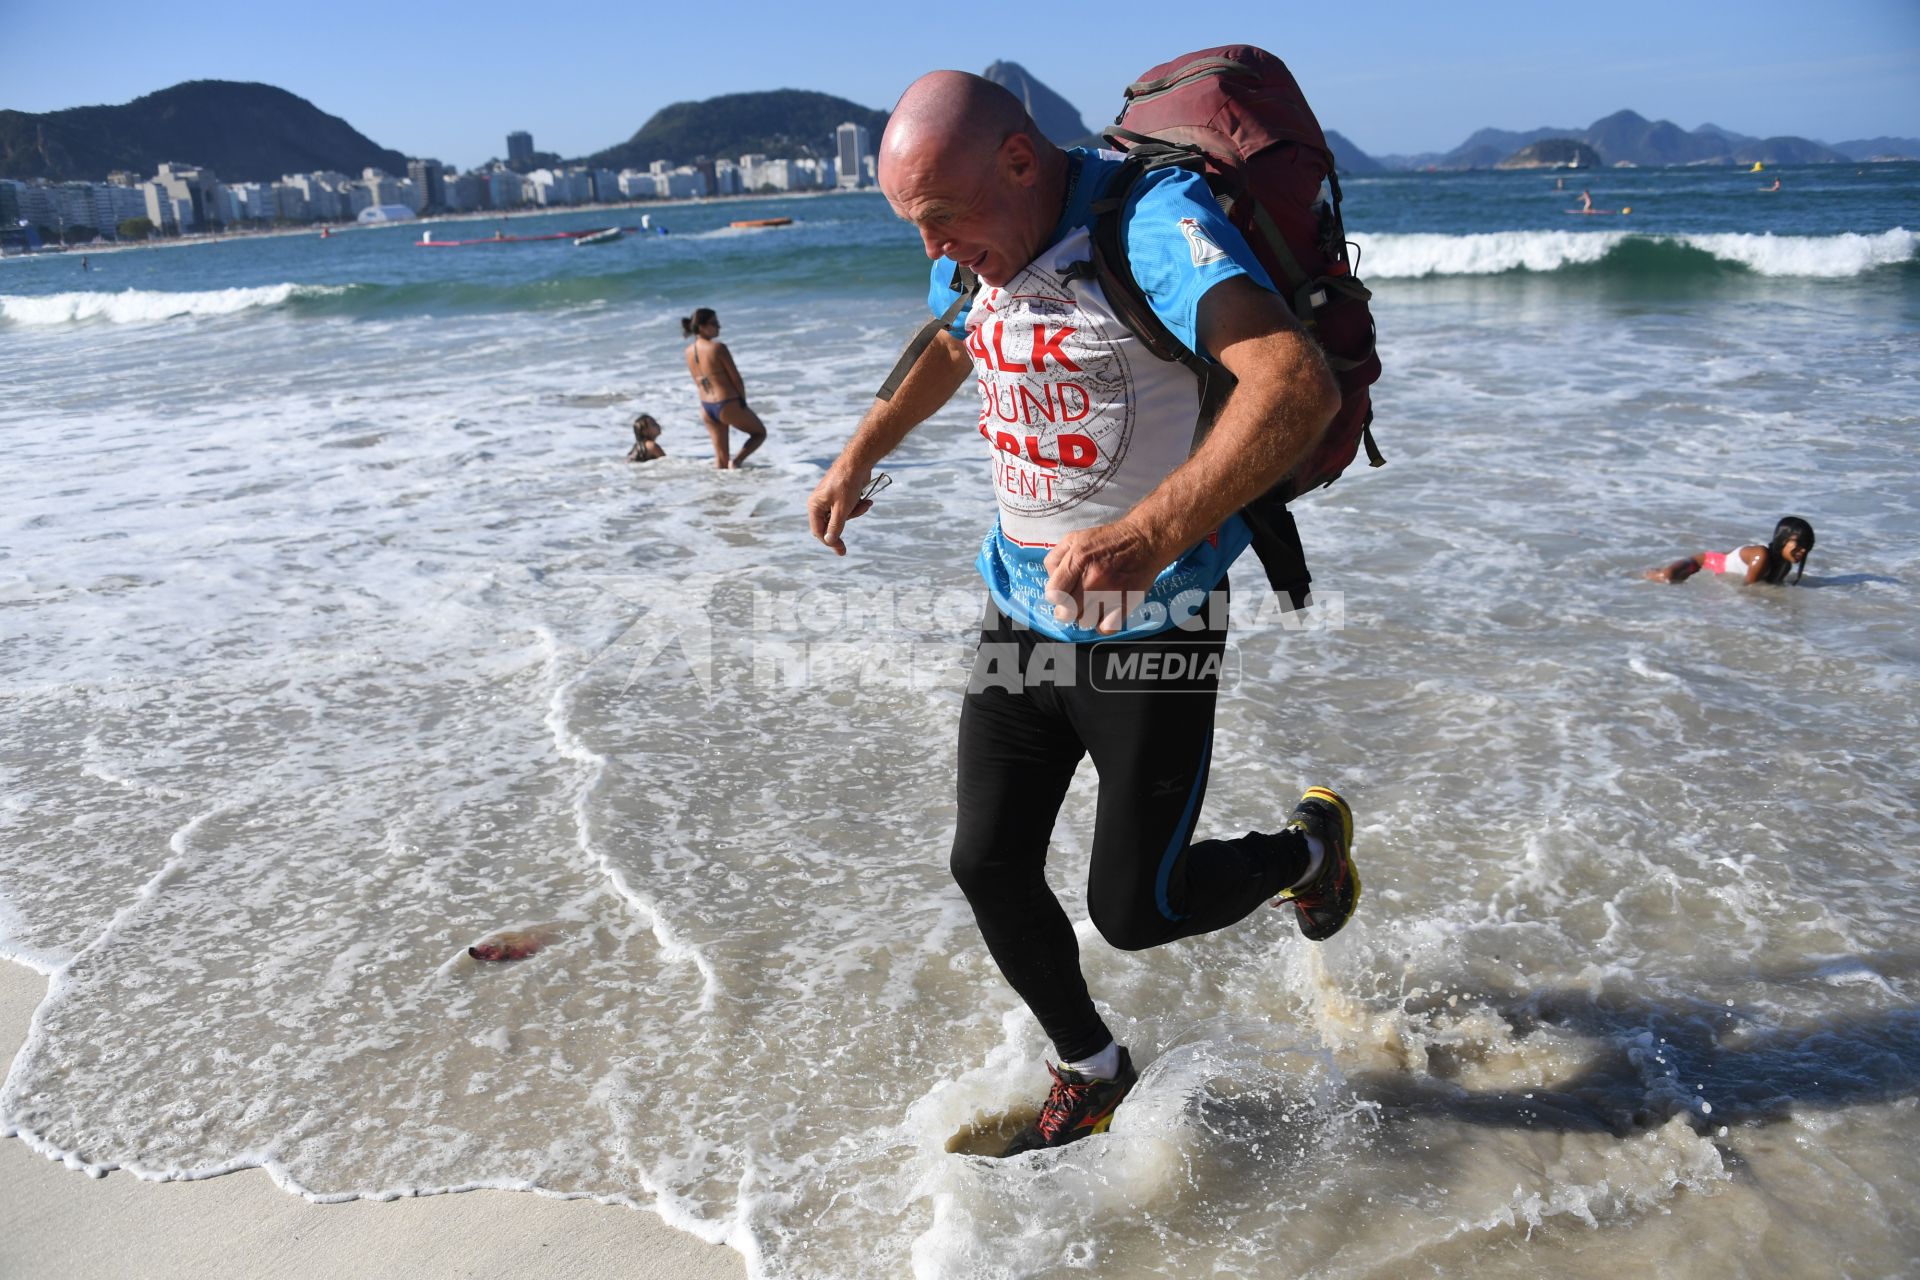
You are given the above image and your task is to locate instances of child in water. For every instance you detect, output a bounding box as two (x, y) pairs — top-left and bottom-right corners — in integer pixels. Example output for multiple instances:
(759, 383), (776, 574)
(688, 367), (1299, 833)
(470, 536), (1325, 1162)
(1645, 516), (1815, 585)
(626, 414), (666, 462)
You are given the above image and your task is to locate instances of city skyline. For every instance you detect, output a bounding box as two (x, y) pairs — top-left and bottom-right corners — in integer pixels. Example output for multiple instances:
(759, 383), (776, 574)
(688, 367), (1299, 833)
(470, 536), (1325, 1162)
(4, 0), (1916, 171)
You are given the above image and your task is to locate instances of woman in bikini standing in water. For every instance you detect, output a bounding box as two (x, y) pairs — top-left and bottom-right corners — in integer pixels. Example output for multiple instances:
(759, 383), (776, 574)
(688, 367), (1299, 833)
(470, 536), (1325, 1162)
(682, 308), (768, 469)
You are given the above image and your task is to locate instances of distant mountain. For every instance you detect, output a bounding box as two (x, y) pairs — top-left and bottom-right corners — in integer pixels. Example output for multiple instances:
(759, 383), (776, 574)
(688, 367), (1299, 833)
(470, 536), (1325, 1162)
(1729, 136), (1851, 165)
(0, 81), (408, 182)
(983, 61), (1092, 147)
(1371, 151), (1444, 171)
(1404, 110), (1851, 169)
(1693, 122), (1757, 147)
(1452, 125), (1582, 163)
(1830, 136), (1920, 161)
(580, 90), (887, 170)
(1324, 130), (1383, 174)
(1496, 139), (1604, 170)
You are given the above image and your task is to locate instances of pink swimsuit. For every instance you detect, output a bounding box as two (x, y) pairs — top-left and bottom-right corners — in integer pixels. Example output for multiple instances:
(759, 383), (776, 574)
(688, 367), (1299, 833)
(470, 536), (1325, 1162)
(1701, 547), (1761, 576)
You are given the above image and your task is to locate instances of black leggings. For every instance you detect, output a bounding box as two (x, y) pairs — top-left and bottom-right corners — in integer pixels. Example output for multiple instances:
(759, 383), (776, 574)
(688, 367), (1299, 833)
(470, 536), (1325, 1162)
(949, 587), (1310, 1062)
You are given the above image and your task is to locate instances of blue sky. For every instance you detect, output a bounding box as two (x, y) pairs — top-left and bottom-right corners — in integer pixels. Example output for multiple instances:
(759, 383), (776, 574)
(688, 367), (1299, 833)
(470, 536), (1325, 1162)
(4, 0), (1916, 167)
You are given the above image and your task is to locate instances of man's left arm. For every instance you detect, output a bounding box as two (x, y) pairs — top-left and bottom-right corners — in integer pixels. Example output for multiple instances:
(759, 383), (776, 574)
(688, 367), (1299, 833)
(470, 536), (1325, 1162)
(1042, 277), (1340, 633)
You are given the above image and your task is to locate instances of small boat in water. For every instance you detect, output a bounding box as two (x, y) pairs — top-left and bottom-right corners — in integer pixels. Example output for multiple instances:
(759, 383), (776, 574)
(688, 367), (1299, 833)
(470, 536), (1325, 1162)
(574, 227), (624, 247)
(729, 217), (794, 229)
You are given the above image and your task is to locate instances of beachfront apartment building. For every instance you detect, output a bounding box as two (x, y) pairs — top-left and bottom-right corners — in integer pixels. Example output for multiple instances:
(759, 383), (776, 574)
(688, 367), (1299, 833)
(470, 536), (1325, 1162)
(11, 179), (151, 238)
(527, 168), (593, 206)
(230, 182), (273, 221)
(445, 170), (487, 213)
(836, 122), (871, 189)
(283, 172), (351, 221)
(360, 169), (406, 207)
(740, 155), (820, 193)
(507, 131), (534, 168)
(617, 166), (706, 199)
(486, 168), (528, 210)
(142, 182), (192, 233)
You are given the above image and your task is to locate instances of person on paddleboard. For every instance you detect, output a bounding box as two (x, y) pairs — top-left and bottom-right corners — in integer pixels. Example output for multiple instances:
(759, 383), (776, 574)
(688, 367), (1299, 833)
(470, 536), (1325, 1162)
(682, 308), (768, 469)
(1645, 516), (1815, 585)
(807, 70), (1362, 1157)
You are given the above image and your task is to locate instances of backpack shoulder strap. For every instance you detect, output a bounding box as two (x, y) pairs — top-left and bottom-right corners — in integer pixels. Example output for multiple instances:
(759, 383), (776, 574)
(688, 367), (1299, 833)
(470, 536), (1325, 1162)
(1084, 151), (1314, 611)
(1082, 151), (1215, 382)
(875, 264), (978, 402)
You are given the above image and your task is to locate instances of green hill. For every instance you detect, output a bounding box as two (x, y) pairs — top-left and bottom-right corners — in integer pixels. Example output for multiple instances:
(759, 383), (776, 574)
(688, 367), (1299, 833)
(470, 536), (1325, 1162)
(581, 90), (888, 169)
(0, 81), (409, 182)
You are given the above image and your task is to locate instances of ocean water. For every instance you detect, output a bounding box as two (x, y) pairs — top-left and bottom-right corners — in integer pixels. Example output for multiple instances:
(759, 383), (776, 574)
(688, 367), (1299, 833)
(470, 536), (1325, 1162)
(2, 166), (1917, 1279)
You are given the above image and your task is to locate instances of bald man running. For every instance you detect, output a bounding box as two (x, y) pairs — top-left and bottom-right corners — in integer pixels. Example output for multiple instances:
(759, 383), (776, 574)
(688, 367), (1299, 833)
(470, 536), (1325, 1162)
(807, 71), (1362, 1157)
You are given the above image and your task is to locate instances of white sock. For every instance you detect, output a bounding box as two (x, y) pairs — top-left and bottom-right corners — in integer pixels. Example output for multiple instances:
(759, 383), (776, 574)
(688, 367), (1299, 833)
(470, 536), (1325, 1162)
(1061, 1040), (1121, 1081)
(1290, 834), (1326, 891)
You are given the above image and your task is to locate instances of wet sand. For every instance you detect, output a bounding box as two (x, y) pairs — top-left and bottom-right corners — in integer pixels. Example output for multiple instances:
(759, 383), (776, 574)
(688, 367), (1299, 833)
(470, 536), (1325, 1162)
(0, 961), (746, 1280)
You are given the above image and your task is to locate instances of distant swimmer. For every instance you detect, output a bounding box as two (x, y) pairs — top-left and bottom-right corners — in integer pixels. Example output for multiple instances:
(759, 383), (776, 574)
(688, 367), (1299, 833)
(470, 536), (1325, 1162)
(80, 256), (90, 271)
(1765, 178), (1781, 192)
(682, 308), (768, 469)
(1570, 189), (1627, 216)
(1644, 516), (1815, 585)
(626, 413), (666, 462)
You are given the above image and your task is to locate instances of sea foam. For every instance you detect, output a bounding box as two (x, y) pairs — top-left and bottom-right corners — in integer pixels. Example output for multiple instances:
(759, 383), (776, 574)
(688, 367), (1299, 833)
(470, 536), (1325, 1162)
(1353, 227), (1916, 278)
(0, 283), (340, 327)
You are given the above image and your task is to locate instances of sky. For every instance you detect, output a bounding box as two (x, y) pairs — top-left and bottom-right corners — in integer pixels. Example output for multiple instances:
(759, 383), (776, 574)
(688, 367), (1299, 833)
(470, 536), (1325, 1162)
(3, 0), (1917, 168)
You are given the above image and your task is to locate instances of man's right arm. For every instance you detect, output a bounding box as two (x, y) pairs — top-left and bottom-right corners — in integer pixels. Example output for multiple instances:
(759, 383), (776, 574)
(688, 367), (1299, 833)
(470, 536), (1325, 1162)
(808, 329), (971, 555)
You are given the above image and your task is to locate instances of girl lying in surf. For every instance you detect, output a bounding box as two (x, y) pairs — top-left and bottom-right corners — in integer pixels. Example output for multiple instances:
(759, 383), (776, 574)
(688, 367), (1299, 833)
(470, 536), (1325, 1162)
(1644, 516), (1815, 585)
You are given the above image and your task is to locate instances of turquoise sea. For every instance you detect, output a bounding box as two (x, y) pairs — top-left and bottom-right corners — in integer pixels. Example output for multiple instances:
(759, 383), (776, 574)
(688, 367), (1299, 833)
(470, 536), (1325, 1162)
(2, 163), (1917, 1278)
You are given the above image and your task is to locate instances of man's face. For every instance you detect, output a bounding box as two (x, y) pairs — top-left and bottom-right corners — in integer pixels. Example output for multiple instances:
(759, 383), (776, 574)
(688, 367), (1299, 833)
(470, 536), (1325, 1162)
(882, 135), (1039, 287)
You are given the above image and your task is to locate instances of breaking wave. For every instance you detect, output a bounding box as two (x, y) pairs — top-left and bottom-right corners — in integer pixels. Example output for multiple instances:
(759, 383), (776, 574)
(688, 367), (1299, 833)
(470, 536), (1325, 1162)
(1354, 227), (1916, 280)
(0, 283), (347, 327)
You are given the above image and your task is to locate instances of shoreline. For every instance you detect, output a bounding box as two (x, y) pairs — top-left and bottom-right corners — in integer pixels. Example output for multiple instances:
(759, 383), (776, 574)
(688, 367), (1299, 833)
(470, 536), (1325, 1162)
(0, 959), (747, 1279)
(0, 187), (878, 263)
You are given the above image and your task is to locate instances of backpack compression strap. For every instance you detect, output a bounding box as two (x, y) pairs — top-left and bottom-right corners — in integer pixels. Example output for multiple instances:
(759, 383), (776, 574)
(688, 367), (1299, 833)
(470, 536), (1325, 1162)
(875, 264), (978, 402)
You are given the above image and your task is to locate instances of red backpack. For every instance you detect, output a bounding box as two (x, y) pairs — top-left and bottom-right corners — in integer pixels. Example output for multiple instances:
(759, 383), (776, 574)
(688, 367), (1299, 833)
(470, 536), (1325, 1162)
(1091, 46), (1383, 606)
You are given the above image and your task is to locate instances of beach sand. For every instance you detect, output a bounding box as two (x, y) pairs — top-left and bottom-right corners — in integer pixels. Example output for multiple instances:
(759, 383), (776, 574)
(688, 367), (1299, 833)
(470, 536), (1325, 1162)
(0, 961), (746, 1280)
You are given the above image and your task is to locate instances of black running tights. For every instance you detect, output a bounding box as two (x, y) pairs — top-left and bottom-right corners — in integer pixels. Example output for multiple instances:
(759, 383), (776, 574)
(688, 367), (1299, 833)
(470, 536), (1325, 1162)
(948, 593), (1310, 1063)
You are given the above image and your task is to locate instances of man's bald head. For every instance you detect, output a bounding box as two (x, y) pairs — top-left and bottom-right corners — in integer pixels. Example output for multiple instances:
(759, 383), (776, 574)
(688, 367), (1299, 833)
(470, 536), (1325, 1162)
(880, 71), (1033, 179)
(877, 71), (1069, 286)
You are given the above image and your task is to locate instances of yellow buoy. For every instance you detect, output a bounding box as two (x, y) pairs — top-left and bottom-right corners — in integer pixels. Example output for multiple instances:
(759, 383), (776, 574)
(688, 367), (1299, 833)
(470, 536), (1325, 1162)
(1750, 161), (1764, 172)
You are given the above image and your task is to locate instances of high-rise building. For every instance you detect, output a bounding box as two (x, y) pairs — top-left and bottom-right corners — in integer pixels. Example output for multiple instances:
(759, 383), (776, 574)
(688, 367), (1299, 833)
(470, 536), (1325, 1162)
(507, 131), (534, 169)
(407, 158), (446, 212)
(836, 123), (872, 189)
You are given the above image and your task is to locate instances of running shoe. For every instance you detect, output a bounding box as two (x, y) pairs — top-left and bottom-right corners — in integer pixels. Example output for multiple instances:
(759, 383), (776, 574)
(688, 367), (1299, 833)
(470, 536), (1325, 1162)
(1273, 786), (1360, 941)
(999, 1048), (1138, 1157)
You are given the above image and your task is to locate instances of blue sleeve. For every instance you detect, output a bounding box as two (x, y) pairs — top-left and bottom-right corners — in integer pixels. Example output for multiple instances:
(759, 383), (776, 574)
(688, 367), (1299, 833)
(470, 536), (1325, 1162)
(928, 258), (967, 338)
(1120, 167), (1275, 360)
